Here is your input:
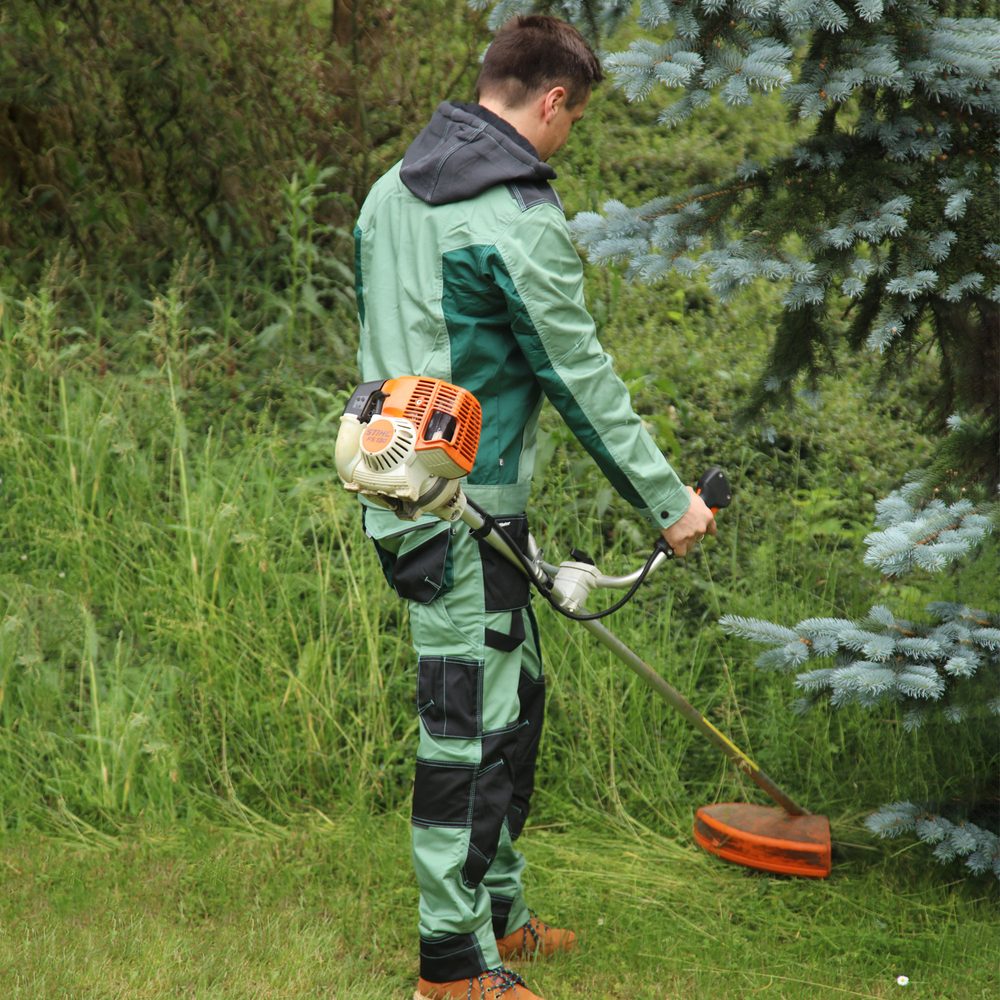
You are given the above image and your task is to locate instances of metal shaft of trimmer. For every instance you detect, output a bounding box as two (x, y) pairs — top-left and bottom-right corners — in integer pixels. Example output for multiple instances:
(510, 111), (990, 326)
(457, 499), (809, 818)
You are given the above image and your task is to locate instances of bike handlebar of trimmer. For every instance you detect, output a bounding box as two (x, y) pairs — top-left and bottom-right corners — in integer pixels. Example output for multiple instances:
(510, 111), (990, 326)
(530, 466), (732, 589)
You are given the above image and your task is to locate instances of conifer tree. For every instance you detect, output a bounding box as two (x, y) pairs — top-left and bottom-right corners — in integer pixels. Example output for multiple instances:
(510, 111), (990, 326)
(720, 461), (999, 880)
(472, 1), (1000, 878)
(477, 0), (999, 482)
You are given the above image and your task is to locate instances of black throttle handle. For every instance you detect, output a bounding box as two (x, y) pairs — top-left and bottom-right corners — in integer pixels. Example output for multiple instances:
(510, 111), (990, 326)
(695, 466), (732, 513)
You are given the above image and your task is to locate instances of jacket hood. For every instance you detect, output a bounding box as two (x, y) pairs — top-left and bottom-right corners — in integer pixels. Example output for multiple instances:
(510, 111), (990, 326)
(400, 102), (556, 206)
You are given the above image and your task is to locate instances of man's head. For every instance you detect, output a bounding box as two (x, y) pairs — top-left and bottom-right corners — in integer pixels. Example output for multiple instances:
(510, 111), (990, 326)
(475, 15), (603, 160)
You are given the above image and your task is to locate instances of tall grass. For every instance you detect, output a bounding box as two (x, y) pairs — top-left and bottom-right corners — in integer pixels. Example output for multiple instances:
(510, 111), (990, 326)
(0, 179), (406, 831)
(4, 238), (990, 874)
(1, 126), (994, 899)
(0, 356), (413, 829)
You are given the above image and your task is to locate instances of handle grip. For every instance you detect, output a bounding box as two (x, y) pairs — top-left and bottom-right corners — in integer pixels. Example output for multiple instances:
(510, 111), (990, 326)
(695, 466), (732, 514)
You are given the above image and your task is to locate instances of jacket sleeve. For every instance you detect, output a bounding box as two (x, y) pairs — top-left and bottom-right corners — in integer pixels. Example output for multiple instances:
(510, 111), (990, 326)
(490, 204), (691, 531)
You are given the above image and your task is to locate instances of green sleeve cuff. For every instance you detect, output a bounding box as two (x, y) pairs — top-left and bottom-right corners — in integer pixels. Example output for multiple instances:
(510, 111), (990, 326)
(639, 478), (692, 531)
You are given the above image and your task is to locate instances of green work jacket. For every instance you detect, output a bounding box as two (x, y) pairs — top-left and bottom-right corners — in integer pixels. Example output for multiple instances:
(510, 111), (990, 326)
(355, 102), (689, 533)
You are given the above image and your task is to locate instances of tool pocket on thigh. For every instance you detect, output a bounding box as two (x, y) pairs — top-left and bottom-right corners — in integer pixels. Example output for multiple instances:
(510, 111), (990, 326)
(477, 514), (530, 612)
(364, 508), (453, 605)
(417, 656), (483, 739)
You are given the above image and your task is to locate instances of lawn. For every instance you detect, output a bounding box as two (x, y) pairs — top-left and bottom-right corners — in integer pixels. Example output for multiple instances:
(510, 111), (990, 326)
(2, 808), (996, 999)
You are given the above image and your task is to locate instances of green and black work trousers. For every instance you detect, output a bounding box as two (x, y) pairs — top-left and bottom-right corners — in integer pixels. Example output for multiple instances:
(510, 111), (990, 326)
(365, 506), (544, 981)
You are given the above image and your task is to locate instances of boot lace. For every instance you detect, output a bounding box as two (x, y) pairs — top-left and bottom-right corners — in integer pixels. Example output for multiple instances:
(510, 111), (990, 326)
(523, 912), (546, 950)
(470, 966), (528, 999)
(507, 911), (547, 955)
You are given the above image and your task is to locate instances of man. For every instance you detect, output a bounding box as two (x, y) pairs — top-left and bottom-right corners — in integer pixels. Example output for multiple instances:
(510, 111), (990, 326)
(353, 15), (715, 1000)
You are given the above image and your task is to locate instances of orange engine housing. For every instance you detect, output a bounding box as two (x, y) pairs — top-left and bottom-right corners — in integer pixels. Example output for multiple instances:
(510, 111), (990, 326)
(379, 376), (481, 475)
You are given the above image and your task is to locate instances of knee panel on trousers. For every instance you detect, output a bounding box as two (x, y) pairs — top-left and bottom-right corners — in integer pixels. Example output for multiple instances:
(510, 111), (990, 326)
(461, 726), (520, 887)
(412, 726), (521, 890)
(508, 665), (545, 840)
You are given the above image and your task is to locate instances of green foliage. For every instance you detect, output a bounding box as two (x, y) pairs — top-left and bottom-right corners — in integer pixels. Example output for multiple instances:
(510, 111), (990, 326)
(0, 357), (416, 827)
(1, 0), (486, 285)
(868, 803), (1000, 880)
(1, 0), (994, 905)
(721, 600), (1000, 724)
(0, 210), (398, 828)
(4, 1), (322, 265)
(535, 0), (1000, 484)
(0, 197), (948, 839)
(256, 162), (356, 358)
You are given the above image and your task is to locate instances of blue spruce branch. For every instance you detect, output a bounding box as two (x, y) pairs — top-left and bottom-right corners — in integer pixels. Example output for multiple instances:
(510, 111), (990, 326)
(867, 804), (1000, 880)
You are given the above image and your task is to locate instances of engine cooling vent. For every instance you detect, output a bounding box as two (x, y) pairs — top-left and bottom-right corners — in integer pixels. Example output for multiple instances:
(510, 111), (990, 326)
(361, 417), (415, 472)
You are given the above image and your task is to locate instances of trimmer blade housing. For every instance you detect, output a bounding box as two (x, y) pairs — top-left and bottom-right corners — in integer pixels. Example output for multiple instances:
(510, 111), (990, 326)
(693, 803), (831, 878)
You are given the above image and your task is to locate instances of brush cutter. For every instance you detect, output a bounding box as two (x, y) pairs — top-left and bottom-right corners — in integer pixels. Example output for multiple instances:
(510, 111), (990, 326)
(336, 376), (832, 878)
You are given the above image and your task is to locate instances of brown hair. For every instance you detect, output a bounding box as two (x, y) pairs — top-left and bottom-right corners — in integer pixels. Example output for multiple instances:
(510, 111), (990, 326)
(475, 15), (603, 110)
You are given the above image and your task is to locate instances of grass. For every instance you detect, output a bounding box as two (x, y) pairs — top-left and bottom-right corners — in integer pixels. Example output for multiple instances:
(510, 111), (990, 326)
(1, 810), (996, 999)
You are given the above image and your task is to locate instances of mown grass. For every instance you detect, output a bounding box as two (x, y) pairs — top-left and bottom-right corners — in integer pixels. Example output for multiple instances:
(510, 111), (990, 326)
(1, 810), (996, 999)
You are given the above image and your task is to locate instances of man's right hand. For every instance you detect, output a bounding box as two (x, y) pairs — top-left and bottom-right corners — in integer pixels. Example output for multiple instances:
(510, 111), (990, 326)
(661, 486), (717, 557)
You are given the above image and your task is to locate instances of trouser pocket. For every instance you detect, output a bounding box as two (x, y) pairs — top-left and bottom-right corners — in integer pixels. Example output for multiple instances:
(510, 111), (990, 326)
(416, 656), (482, 739)
(365, 509), (452, 604)
(476, 514), (530, 612)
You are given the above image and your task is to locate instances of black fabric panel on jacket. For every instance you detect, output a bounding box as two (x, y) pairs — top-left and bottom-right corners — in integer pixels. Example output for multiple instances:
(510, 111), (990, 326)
(477, 514), (530, 611)
(417, 656), (483, 739)
(461, 727), (520, 888)
(419, 931), (487, 981)
(412, 759), (475, 828)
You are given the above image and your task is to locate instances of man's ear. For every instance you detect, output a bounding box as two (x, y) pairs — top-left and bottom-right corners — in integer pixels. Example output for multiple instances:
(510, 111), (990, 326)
(541, 85), (567, 124)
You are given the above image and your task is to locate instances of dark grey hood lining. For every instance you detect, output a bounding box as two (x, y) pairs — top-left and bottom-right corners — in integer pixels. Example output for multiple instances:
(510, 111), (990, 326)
(399, 102), (557, 207)
(452, 102), (539, 159)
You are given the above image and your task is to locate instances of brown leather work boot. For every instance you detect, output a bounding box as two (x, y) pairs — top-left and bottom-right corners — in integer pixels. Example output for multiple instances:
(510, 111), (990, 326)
(496, 914), (577, 961)
(414, 966), (544, 1000)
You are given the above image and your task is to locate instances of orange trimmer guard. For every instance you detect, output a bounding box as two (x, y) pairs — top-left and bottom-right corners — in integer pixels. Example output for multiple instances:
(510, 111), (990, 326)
(694, 802), (831, 878)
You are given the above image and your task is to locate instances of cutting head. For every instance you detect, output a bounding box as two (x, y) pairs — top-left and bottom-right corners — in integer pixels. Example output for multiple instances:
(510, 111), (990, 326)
(694, 803), (831, 878)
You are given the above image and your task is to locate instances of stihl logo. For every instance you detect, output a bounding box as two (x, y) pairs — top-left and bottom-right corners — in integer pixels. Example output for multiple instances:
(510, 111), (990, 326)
(362, 420), (395, 451)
